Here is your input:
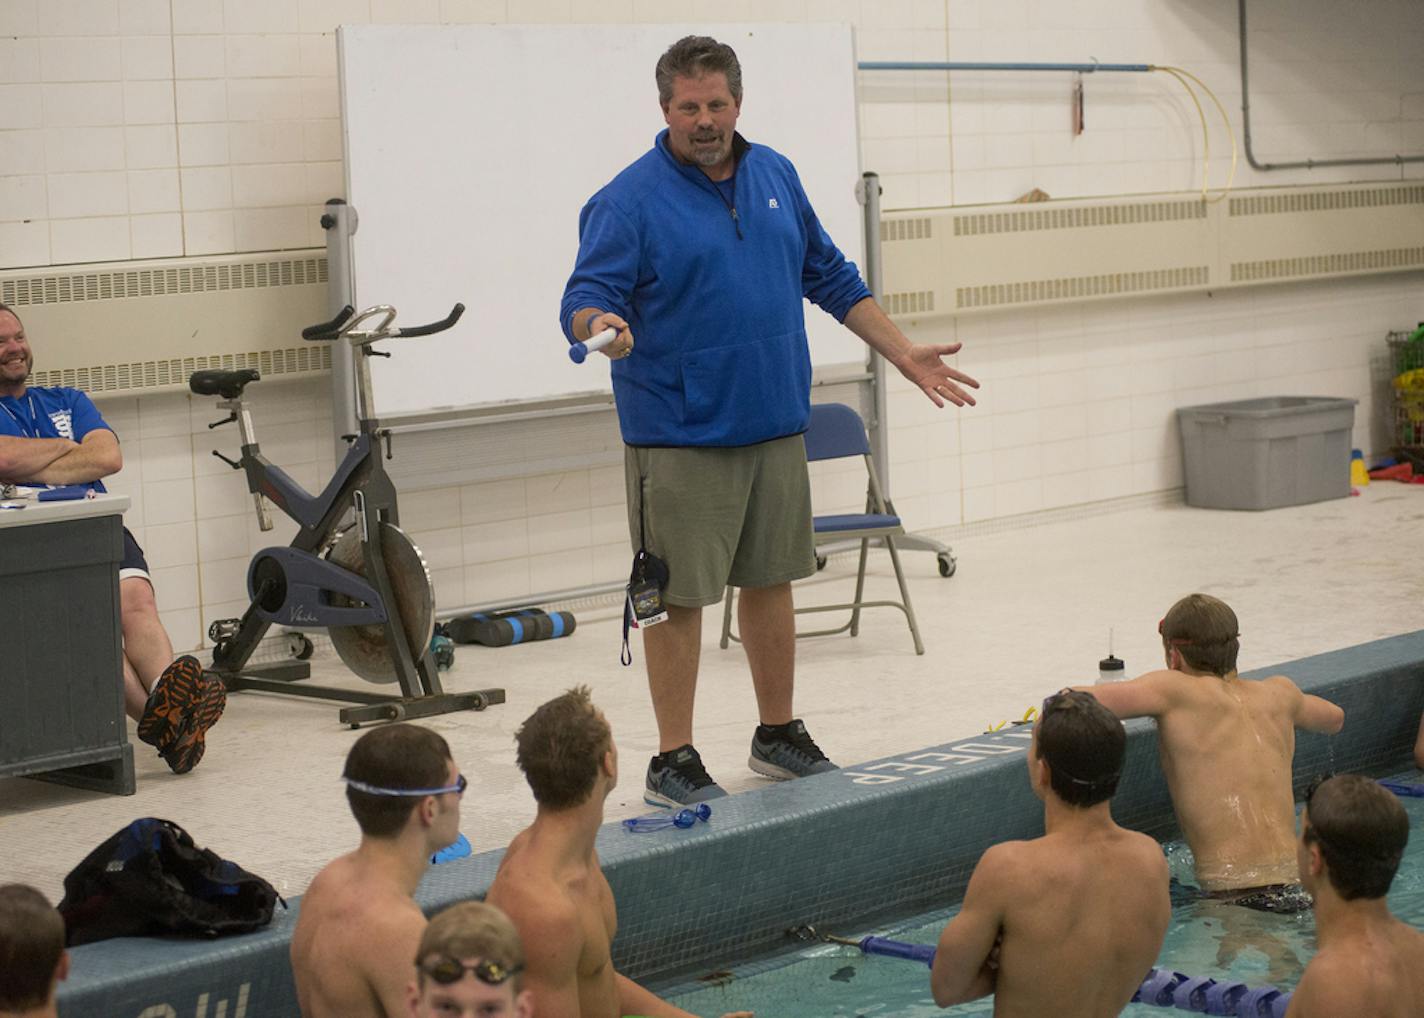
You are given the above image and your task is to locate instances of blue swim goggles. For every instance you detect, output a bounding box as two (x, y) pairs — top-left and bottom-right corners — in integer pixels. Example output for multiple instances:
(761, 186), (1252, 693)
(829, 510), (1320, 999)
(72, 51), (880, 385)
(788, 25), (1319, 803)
(623, 802), (713, 832)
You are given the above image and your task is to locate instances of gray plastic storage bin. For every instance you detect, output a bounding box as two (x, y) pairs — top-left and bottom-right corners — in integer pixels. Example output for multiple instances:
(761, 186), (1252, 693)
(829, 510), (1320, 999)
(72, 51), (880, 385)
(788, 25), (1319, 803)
(1177, 396), (1357, 510)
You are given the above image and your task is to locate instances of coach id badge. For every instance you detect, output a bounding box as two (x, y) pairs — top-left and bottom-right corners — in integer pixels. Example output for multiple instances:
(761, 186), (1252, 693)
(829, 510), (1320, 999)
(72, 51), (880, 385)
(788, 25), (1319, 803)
(621, 547), (670, 665)
(627, 548), (670, 628)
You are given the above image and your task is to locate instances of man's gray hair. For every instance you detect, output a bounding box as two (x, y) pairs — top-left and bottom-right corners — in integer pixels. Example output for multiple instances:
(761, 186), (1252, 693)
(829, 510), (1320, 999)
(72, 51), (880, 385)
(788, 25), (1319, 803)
(656, 35), (743, 106)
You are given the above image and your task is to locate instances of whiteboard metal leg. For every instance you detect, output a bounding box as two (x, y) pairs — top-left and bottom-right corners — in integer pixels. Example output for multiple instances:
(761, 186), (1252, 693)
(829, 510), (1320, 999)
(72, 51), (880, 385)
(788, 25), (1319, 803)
(321, 199), (360, 454)
(857, 170), (957, 578)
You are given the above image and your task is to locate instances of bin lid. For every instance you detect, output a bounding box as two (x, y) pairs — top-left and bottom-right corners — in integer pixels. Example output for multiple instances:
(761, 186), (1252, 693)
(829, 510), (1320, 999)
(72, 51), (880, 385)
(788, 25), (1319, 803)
(1177, 396), (1358, 419)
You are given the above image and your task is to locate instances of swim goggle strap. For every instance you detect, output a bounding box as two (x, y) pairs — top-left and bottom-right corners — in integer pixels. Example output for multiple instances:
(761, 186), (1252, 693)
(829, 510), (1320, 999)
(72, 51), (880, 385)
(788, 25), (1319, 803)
(342, 774), (468, 797)
(1038, 690), (1124, 792)
(1157, 617), (1240, 647)
(420, 954), (523, 986)
(1052, 767), (1122, 792)
(622, 802), (713, 832)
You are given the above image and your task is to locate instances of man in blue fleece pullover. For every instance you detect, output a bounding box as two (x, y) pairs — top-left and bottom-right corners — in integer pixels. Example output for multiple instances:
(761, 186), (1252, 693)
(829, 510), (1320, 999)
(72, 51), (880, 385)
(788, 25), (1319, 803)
(561, 36), (979, 807)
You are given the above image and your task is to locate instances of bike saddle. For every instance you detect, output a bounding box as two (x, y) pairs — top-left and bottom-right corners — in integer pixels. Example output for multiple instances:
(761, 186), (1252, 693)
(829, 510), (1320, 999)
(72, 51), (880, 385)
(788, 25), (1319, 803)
(189, 368), (260, 398)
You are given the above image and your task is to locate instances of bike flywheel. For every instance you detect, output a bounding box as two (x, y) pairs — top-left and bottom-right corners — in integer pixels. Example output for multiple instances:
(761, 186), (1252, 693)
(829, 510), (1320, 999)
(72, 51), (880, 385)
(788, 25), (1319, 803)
(326, 522), (437, 684)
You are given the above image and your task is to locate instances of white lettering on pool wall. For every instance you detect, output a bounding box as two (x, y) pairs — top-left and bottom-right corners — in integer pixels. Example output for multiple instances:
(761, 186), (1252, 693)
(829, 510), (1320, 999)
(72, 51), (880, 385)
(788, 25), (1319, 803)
(844, 730), (1033, 785)
(134, 983), (250, 1018)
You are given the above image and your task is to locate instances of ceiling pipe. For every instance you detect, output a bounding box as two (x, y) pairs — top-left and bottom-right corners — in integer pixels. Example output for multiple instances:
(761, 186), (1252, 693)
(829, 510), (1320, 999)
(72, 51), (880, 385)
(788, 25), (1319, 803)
(1239, 0), (1423, 171)
(858, 60), (1149, 73)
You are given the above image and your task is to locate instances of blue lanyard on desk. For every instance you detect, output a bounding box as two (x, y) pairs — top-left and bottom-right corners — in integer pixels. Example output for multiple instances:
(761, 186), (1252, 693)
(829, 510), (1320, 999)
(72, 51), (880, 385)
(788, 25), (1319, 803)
(0, 395), (41, 438)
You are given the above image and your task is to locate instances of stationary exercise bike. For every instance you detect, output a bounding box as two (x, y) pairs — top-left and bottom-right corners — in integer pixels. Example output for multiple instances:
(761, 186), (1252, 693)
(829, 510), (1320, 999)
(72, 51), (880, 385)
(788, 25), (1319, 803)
(190, 303), (505, 727)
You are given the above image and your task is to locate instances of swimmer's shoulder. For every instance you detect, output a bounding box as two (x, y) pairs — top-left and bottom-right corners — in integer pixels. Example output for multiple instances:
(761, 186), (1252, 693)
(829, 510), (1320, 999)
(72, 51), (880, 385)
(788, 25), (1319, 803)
(1254, 673), (1311, 711)
(957, 840), (1032, 916)
(1395, 916), (1424, 960)
(491, 877), (587, 975)
(488, 856), (581, 928)
(1292, 944), (1371, 1015)
(1121, 828), (1171, 879)
(978, 837), (1056, 890)
(296, 859), (350, 920)
(1256, 671), (1300, 690)
(1125, 668), (1190, 695)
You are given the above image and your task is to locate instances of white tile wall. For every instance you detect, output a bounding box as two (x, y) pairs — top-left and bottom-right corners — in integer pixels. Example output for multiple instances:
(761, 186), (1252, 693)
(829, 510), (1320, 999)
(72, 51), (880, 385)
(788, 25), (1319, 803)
(9, 0), (1424, 647)
(2, 0), (1419, 264)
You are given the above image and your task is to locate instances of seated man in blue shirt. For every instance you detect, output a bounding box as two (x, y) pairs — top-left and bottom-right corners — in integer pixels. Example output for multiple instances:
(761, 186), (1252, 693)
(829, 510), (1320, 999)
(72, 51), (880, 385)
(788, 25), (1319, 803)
(0, 302), (225, 774)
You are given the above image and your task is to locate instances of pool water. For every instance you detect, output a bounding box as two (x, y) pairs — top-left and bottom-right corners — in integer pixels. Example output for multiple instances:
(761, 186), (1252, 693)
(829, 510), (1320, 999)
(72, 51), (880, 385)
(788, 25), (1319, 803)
(665, 775), (1424, 1017)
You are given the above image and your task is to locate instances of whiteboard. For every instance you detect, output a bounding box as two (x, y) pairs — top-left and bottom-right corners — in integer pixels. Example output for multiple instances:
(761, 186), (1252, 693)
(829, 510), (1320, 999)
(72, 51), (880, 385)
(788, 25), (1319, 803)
(338, 23), (863, 418)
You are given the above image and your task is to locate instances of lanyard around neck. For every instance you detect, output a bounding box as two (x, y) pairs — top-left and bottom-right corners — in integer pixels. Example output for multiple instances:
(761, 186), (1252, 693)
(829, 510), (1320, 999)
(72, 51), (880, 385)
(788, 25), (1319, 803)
(0, 395), (40, 438)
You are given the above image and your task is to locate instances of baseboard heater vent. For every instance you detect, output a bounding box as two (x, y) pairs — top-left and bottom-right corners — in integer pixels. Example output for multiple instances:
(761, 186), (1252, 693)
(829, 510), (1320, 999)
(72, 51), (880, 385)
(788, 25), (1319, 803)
(953, 199), (1205, 237)
(1229, 185), (1424, 218)
(881, 217), (933, 242)
(29, 345), (333, 395)
(883, 290), (936, 314)
(881, 180), (1424, 320)
(1, 252), (332, 396)
(1231, 247), (1424, 283)
(957, 266), (1210, 309)
(1, 257), (328, 307)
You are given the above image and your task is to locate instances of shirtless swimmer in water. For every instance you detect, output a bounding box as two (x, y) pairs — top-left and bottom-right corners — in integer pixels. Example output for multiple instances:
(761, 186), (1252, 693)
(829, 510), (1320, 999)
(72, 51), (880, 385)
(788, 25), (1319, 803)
(1081, 594), (1344, 907)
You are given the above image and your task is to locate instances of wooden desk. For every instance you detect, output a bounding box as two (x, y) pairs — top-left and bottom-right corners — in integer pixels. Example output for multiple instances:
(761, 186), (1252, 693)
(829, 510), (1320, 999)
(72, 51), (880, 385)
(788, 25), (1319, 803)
(0, 494), (134, 795)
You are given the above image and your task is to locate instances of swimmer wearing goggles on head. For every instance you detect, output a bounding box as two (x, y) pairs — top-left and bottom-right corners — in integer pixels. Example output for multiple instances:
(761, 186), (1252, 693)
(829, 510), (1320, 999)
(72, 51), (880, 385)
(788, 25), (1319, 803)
(930, 688), (1171, 1017)
(408, 901), (532, 1018)
(1075, 593), (1345, 907)
(293, 724), (468, 1018)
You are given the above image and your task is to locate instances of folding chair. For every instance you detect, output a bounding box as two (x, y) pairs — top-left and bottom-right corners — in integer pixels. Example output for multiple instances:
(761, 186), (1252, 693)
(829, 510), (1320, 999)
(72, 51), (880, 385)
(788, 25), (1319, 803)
(720, 402), (925, 655)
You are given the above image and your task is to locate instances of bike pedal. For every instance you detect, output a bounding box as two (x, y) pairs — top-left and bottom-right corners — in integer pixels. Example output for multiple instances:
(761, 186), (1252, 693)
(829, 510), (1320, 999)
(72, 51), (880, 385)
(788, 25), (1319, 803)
(207, 618), (241, 642)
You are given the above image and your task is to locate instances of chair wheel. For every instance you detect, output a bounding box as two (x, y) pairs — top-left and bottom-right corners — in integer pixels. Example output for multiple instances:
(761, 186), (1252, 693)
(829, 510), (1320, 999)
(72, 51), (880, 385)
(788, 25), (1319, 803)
(288, 633), (314, 660)
(815, 553), (828, 571)
(937, 554), (957, 578)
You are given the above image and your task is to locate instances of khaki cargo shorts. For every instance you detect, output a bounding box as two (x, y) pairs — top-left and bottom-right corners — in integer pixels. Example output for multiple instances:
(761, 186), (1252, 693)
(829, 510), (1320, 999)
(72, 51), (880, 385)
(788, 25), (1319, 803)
(624, 434), (816, 607)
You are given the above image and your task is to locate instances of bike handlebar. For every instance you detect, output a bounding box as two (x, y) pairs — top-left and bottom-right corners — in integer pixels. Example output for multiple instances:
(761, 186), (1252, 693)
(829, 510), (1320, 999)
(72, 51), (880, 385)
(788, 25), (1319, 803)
(397, 303), (465, 337)
(302, 305), (355, 341)
(299, 303), (465, 344)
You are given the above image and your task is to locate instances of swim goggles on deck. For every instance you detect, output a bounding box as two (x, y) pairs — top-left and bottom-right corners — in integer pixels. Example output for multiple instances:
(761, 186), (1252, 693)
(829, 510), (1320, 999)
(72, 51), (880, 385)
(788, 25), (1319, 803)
(342, 774), (468, 797)
(420, 955), (523, 986)
(622, 802), (713, 832)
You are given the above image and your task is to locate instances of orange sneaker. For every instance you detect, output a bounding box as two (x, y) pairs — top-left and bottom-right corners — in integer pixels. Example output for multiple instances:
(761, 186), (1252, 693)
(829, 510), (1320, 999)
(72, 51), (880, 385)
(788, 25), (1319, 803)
(136, 655), (205, 751)
(159, 672), (227, 775)
(136, 657), (227, 774)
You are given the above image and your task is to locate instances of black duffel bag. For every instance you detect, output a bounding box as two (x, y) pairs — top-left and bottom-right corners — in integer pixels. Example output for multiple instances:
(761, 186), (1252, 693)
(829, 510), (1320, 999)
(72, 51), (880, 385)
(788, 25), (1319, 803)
(58, 817), (282, 945)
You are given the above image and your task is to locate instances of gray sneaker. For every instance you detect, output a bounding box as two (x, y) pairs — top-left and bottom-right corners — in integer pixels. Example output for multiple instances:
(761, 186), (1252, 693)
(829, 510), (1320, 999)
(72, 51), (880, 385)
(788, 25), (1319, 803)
(645, 744), (728, 808)
(749, 719), (838, 780)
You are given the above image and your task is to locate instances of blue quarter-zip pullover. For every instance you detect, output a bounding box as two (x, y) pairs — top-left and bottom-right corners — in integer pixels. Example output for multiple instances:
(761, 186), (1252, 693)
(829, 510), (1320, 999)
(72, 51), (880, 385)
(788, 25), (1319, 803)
(561, 130), (870, 447)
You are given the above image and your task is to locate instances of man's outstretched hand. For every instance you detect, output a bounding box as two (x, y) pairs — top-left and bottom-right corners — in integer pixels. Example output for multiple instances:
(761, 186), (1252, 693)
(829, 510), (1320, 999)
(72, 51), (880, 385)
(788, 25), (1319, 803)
(896, 343), (979, 408)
